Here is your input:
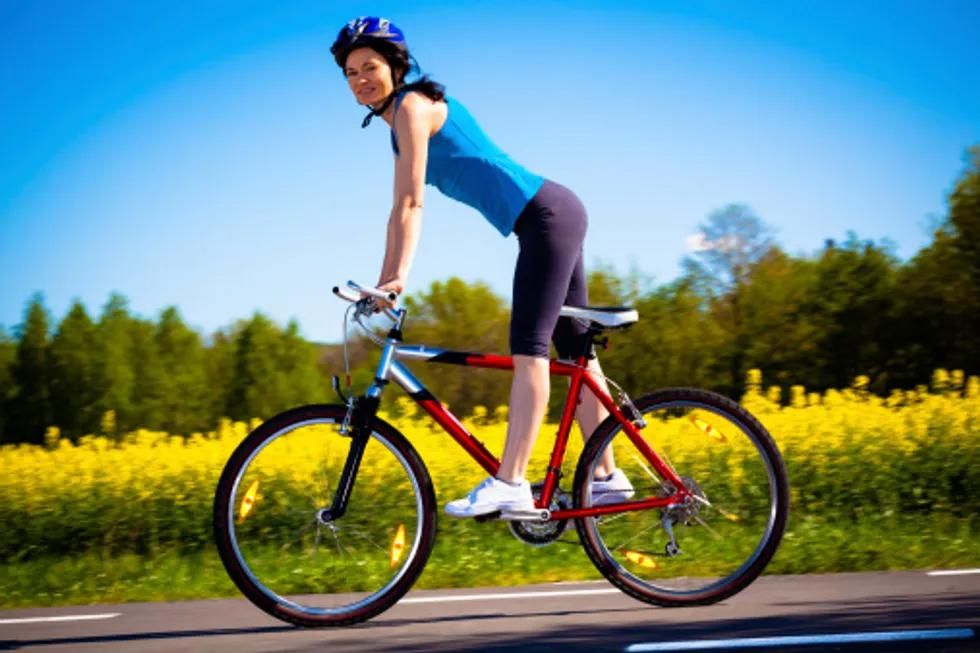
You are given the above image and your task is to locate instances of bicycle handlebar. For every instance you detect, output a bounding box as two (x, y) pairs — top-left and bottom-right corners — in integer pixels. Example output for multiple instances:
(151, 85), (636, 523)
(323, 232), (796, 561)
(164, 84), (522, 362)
(333, 281), (401, 328)
(332, 281), (398, 304)
(332, 285), (361, 303)
(350, 281), (399, 304)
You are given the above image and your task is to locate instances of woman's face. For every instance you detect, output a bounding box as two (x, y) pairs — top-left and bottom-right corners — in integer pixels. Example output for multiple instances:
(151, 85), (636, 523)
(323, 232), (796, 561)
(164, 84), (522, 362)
(345, 47), (396, 107)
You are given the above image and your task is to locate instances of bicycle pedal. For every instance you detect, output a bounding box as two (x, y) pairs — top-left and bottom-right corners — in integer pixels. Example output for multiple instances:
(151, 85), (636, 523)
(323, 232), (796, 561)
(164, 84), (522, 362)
(498, 508), (551, 522)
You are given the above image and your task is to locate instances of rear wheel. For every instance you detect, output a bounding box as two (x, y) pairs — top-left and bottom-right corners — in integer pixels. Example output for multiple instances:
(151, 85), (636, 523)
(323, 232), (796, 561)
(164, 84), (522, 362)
(213, 404), (436, 627)
(574, 388), (789, 606)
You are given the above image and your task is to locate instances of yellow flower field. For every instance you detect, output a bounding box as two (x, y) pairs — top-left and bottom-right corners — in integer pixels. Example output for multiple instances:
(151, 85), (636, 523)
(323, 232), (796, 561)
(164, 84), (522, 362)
(1, 370), (979, 563)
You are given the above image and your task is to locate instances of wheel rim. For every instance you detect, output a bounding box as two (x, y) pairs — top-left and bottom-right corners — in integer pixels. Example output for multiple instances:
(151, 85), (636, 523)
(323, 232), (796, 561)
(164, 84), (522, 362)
(226, 417), (426, 616)
(582, 399), (782, 599)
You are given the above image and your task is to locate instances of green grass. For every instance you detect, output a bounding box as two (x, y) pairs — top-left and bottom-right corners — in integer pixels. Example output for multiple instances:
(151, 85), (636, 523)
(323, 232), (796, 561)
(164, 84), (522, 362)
(2, 514), (979, 609)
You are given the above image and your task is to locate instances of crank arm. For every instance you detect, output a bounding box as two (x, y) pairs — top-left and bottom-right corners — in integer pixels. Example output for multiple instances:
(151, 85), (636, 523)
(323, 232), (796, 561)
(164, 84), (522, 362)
(498, 508), (551, 522)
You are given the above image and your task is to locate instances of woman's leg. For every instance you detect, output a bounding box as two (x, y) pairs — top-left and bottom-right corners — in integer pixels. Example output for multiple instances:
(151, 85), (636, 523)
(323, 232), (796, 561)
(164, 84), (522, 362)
(576, 357), (617, 478)
(446, 181), (589, 516)
(497, 355), (549, 483)
(504, 182), (587, 483)
(497, 356), (615, 484)
(552, 242), (618, 478)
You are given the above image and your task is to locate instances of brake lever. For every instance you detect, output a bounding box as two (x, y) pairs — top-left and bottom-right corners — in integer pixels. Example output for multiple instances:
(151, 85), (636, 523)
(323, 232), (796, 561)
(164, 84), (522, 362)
(353, 296), (377, 318)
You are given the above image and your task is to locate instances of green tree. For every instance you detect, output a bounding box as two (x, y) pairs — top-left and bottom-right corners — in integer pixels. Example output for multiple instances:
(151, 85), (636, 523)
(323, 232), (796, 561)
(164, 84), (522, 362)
(740, 248), (823, 389)
(890, 146), (980, 384)
(205, 328), (237, 424)
(949, 146), (980, 284)
(587, 264), (628, 306)
(805, 236), (898, 390)
(402, 278), (511, 416)
(225, 313), (324, 420)
(0, 325), (17, 441)
(48, 300), (101, 439)
(226, 313), (282, 421)
(95, 293), (136, 436)
(280, 318), (326, 407)
(599, 279), (727, 396)
(155, 307), (211, 433)
(682, 204), (777, 394)
(893, 230), (968, 383)
(7, 294), (53, 444)
(128, 317), (166, 430)
(947, 145), (980, 373)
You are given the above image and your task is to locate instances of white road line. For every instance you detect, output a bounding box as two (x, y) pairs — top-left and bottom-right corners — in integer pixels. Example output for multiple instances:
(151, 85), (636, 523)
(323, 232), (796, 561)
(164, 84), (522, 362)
(401, 588), (619, 604)
(625, 628), (975, 652)
(0, 612), (121, 626)
(927, 568), (980, 576)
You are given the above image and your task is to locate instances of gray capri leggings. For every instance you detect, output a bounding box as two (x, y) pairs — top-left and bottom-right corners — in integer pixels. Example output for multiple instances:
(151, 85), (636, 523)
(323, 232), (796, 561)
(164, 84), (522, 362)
(510, 179), (590, 359)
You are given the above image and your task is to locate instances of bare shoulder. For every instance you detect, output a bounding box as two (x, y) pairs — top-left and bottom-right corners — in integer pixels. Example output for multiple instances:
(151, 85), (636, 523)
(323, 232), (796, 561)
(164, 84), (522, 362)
(397, 91), (447, 136)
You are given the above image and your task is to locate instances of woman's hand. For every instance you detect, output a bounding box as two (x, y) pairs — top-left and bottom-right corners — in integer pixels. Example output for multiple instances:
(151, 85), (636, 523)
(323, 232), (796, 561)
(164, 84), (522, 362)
(374, 277), (404, 309)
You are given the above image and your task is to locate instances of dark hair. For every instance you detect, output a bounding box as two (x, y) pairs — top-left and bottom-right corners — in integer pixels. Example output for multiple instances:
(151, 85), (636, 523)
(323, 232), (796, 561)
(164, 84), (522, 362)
(337, 38), (445, 103)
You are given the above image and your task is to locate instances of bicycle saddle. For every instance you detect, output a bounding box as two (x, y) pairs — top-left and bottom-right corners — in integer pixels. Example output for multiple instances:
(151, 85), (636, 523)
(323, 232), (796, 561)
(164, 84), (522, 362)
(559, 305), (639, 329)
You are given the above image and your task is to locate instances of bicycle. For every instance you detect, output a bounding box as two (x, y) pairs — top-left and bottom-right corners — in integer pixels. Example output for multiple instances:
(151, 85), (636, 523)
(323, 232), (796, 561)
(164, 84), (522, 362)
(213, 281), (789, 627)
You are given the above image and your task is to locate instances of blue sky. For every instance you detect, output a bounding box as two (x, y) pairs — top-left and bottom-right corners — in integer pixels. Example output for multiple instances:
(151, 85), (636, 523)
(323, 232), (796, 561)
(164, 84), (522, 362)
(2, 1), (979, 342)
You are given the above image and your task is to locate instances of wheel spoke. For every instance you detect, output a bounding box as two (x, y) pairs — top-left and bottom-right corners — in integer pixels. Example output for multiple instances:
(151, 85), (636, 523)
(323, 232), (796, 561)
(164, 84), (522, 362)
(347, 529), (394, 555)
(295, 517), (317, 540)
(575, 391), (788, 606)
(630, 452), (660, 484)
(605, 519), (664, 552)
(214, 410), (435, 626)
(691, 514), (723, 539)
(328, 526), (351, 558)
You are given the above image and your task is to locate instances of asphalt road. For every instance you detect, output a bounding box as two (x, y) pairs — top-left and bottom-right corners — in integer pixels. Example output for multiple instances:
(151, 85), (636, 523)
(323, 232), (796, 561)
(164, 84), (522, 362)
(1, 570), (978, 652)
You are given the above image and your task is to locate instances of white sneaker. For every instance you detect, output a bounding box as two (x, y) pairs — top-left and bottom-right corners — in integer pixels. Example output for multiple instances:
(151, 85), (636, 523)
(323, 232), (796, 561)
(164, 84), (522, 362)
(591, 468), (635, 506)
(445, 477), (535, 518)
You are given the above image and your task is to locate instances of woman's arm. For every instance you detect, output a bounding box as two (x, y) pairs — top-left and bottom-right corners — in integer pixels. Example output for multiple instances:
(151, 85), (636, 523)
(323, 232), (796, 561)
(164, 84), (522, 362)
(377, 93), (434, 298)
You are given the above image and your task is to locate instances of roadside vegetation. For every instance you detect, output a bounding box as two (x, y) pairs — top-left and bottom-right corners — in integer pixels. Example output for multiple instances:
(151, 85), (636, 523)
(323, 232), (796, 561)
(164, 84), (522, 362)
(2, 370), (978, 608)
(2, 146), (978, 608)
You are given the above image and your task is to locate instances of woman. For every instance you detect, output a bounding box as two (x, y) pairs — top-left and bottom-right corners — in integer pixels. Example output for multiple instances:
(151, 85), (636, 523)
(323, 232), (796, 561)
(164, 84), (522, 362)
(331, 17), (633, 517)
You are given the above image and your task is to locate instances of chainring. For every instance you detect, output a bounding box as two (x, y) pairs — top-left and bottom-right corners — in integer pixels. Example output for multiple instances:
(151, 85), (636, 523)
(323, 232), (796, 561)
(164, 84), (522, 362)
(508, 482), (572, 547)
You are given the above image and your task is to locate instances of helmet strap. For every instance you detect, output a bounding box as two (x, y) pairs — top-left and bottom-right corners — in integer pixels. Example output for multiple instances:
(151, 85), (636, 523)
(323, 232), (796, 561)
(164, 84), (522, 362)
(361, 91), (399, 128)
(361, 65), (417, 128)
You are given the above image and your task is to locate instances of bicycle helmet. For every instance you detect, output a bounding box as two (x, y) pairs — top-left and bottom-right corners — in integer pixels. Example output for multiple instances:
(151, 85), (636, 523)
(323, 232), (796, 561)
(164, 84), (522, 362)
(332, 17), (413, 127)
(331, 17), (407, 68)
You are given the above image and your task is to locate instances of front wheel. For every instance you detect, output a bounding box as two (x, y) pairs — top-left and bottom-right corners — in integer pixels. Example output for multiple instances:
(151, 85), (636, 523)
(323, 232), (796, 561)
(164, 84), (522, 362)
(574, 388), (789, 606)
(213, 404), (437, 627)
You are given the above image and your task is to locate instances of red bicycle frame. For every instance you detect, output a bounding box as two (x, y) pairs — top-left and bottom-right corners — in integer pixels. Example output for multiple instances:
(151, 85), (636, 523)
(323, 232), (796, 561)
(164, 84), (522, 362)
(382, 345), (692, 520)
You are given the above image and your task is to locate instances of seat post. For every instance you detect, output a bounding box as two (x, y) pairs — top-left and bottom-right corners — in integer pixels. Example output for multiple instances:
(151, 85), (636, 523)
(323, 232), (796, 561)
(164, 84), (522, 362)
(576, 325), (604, 361)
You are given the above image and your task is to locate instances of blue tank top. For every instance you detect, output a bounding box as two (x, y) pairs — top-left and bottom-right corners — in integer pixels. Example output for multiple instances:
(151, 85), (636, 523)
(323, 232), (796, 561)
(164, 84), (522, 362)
(391, 92), (545, 237)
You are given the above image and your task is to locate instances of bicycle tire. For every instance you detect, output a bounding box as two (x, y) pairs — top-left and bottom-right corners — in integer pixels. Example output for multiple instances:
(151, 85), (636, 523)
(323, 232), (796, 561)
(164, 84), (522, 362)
(573, 388), (789, 607)
(213, 404), (437, 627)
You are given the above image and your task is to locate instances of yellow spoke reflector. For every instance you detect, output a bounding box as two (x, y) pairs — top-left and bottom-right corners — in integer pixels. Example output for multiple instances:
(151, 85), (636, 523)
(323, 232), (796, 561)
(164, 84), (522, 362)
(622, 549), (658, 569)
(718, 507), (741, 522)
(390, 524), (407, 569)
(239, 480), (260, 522)
(689, 415), (728, 443)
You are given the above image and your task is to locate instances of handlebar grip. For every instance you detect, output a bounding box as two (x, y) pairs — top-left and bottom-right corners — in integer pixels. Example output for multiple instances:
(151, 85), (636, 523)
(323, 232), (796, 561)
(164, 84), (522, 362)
(332, 286), (361, 303)
(346, 281), (398, 303)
